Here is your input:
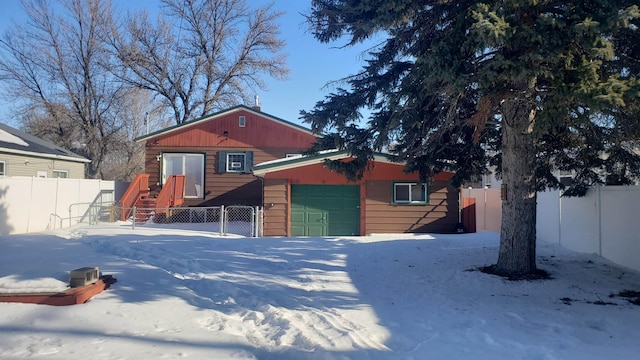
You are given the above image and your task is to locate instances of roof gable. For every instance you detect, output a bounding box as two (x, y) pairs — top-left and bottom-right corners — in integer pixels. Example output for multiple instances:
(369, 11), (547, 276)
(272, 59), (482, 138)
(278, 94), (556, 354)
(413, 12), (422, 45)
(0, 123), (90, 163)
(136, 105), (316, 143)
(253, 150), (455, 182)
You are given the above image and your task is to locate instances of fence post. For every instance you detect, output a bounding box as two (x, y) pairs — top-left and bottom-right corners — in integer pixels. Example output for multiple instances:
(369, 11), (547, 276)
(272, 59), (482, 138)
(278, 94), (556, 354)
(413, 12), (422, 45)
(597, 185), (602, 256)
(254, 206), (260, 237)
(558, 190), (562, 247)
(132, 206), (136, 230)
(250, 207), (255, 237)
(220, 205), (225, 236)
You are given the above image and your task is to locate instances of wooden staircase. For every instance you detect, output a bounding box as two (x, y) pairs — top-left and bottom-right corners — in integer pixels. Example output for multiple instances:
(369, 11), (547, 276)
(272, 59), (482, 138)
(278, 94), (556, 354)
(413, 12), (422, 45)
(134, 198), (158, 223)
(120, 174), (186, 223)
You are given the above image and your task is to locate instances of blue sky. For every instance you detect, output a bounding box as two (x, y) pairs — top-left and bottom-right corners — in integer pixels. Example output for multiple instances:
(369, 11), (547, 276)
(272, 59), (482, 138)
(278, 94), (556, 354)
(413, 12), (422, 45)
(0, 0), (379, 128)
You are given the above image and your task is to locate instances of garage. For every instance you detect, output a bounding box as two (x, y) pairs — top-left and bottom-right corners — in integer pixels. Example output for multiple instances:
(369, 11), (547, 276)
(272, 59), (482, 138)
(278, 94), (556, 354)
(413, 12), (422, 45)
(290, 184), (360, 236)
(254, 150), (458, 236)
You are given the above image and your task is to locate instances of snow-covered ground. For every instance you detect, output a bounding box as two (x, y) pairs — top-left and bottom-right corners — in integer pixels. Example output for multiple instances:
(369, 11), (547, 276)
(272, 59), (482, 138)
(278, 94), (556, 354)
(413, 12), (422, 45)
(1, 223), (639, 359)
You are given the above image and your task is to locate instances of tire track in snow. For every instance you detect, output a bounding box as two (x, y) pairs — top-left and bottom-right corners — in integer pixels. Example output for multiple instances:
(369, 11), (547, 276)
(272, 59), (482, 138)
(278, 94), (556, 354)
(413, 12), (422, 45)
(82, 233), (390, 354)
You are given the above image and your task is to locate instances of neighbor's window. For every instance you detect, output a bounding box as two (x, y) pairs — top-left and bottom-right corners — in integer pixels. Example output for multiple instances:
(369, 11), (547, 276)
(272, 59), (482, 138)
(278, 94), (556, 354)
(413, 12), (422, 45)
(239, 115), (246, 127)
(52, 170), (68, 178)
(393, 182), (428, 204)
(558, 170), (574, 187)
(0, 160), (5, 176)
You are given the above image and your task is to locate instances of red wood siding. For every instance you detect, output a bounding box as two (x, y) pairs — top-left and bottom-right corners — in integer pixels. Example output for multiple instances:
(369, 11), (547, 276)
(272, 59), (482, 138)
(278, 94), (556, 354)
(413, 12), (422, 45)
(263, 161), (454, 183)
(144, 147), (309, 206)
(261, 160), (459, 235)
(263, 179), (288, 236)
(365, 180), (459, 234)
(146, 110), (317, 149)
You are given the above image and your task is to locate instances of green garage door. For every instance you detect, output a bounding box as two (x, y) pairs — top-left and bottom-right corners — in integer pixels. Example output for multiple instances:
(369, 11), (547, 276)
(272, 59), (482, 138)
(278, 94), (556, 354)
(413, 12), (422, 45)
(291, 185), (360, 236)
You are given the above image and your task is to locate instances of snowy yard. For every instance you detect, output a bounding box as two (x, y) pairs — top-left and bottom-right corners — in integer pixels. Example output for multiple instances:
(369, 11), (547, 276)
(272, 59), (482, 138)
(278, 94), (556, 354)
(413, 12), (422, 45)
(1, 223), (639, 359)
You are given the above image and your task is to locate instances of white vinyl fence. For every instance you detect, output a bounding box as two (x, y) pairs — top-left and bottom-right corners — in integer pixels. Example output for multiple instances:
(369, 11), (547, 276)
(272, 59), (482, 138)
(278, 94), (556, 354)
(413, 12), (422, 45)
(0, 177), (118, 235)
(466, 185), (640, 273)
(537, 186), (640, 273)
(0, 176), (263, 237)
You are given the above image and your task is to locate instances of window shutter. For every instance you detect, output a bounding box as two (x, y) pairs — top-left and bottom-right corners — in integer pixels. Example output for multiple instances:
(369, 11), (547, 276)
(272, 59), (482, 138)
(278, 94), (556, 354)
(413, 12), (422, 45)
(218, 151), (227, 173)
(244, 151), (254, 173)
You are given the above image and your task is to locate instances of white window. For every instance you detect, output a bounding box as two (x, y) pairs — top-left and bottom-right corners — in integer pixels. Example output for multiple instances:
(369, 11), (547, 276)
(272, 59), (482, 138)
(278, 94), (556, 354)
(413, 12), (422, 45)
(0, 161), (5, 176)
(163, 153), (205, 198)
(239, 115), (246, 127)
(52, 170), (68, 178)
(393, 182), (428, 204)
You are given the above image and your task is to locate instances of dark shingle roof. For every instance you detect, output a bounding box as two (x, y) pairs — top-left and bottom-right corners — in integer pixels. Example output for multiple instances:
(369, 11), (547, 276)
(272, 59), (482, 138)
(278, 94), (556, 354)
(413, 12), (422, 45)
(0, 122), (90, 163)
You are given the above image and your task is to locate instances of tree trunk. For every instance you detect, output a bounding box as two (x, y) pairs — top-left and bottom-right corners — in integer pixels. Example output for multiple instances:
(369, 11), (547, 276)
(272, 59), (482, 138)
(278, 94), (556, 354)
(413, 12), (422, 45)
(495, 94), (537, 276)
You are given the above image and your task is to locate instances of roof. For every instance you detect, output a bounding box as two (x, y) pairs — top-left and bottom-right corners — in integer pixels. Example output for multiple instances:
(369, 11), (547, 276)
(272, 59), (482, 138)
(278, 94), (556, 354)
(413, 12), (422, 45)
(252, 149), (400, 177)
(136, 105), (316, 142)
(0, 122), (91, 163)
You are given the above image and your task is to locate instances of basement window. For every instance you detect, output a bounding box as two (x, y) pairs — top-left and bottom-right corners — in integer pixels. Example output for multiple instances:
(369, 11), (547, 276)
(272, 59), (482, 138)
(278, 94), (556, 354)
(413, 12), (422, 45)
(393, 182), (428, 204)
(0, 160), (5, 176)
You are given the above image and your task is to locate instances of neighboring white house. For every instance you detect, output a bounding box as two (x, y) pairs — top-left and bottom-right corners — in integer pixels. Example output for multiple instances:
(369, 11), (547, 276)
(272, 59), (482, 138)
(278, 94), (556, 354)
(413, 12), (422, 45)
(0, 122), (90, 179)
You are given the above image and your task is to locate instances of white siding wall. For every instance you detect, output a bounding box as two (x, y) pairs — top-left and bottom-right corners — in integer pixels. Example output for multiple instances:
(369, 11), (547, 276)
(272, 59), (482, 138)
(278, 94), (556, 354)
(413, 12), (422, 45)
(0, 152), (86, 178)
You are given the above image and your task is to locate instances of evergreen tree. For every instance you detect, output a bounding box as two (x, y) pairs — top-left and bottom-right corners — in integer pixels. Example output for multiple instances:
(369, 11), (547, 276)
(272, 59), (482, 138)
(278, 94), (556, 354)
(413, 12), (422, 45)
(301, 1), (640, 276)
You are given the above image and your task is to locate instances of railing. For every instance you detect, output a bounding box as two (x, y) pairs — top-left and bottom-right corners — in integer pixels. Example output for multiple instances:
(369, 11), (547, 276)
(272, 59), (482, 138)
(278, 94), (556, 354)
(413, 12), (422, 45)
(67, 201), (117, 227)
(119, 174), (150, 220)
(156, 175), (186, 209)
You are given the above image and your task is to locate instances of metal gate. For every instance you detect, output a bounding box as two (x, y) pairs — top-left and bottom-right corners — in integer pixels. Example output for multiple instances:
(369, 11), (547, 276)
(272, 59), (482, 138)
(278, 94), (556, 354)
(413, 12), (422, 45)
(223, 205), (260, 237)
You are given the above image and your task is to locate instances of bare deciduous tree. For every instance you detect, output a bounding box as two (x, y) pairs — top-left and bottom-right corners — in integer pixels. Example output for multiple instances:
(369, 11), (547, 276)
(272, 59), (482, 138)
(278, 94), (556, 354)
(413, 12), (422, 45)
(110, 0), (288, 124)
(99, 88), (171, 181)
(0, 0), (126, 178)
(0, 0), (287, 179)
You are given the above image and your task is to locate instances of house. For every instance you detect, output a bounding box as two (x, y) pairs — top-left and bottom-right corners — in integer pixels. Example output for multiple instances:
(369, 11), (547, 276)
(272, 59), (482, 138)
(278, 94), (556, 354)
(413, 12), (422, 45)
(0, 122), (90, 179)
(133, 105), (318, 207)
(253, 150), (459, 236)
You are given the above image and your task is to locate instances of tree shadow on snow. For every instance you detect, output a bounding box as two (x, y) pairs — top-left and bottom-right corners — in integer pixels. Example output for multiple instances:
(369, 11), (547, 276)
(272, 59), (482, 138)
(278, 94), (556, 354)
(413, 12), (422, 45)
(69, 230), (505, 358)
(4, 228), (640, 359)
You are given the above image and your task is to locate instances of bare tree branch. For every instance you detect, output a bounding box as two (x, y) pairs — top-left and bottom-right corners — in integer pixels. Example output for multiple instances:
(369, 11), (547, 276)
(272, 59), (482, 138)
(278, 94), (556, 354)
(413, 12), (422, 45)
(0, 0), (159, 179)
(110, 0), (288, 124)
